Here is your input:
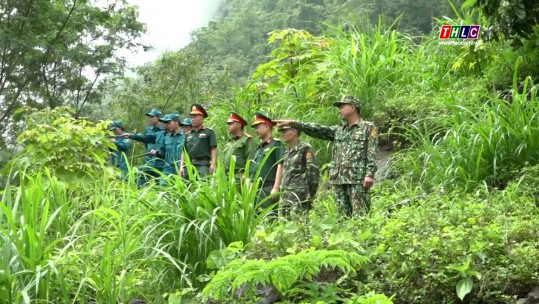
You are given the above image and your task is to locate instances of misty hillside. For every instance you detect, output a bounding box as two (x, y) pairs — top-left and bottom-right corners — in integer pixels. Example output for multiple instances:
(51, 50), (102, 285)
(190, 0), (464, 84)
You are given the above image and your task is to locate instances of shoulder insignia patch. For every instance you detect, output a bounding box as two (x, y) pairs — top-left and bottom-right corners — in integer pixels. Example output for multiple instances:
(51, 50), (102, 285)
(306, 151), (313, 160)
(370, 128), (378, 138)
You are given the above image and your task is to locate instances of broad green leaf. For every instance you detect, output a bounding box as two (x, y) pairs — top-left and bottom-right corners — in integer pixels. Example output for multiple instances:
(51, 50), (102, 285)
(456, 277), (473, 300)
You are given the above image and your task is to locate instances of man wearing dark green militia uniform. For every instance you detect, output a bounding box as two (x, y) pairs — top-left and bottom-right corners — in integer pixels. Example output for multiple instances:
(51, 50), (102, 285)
(108, 120), (132, 177)
(128, 109), (163, 186)
(249, 113), (284, 212)
(222, 112), (256, 178)
(180, 104), (217, 178)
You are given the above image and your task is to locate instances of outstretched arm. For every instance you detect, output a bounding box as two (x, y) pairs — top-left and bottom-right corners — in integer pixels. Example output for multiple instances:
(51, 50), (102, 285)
(274, 119), (337, 141)
(128, 133), (156, 144)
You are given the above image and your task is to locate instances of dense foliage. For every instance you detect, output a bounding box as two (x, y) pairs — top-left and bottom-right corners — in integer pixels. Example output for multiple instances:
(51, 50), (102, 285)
(1, 0), (539, 303)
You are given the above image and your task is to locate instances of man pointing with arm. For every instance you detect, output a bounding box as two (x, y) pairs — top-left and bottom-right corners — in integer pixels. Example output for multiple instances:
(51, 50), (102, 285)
(274, 95), (378, 217)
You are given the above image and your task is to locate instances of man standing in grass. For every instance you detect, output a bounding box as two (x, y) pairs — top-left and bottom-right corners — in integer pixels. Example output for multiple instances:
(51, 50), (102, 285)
(223, 112), (256, 178)
(109, 120), (132, 176)
(180, 104), (217, 178)
(278, 124), (319, 215)
(250, 113), (284, 212)
(128, 109), (163, 186)
(158, 114), (185, 176)
(275, 95), (378, 217)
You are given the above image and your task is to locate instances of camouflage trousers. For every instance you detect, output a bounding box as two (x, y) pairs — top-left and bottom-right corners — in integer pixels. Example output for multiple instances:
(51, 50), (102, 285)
(333, 184), (371, 217)
(281, 191), (312, 217)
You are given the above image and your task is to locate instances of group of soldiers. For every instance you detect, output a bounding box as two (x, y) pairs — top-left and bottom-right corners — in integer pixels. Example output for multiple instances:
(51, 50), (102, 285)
(108, 95), (378, 217)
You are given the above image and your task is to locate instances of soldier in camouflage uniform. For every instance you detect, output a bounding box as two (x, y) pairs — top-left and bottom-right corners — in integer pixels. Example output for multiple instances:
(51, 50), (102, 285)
(275, 95), (378, 217)
(108, 120), (132, 177)
(180, 104), (217, 178)
(278, 125), (319, 214)
(249, 113), (284, 213)
(223, 112), (256, 178)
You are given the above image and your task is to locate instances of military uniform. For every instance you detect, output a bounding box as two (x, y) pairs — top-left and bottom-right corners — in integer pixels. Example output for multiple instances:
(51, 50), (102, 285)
(291, 96), (378, 216)
(128, 114), (184, 176)
(249, 113), (284, 209)
(183, 105), (216, 178)
(108, 120), (132, 176)
(127, 109), (163, 186)
(280, 140), (319, 212)
(223, 134), (256, 176)
(128, 131), (167, 174)
(223, 112), (256, 177)
(140, 109), (164, 168)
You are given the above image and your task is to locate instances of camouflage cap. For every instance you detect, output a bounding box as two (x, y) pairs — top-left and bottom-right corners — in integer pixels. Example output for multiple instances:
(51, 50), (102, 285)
(180, 117), (192, 126)
(108, 119), (124, 130)
(332, 95), (361, 109)
(277, 125), (294, 132)
(146, 108), (162, 117)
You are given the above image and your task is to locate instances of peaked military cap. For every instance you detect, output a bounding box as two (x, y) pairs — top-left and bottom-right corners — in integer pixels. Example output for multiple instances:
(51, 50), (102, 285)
(180, 117), (192, 126)
(189, 104), (208, 118)
(146, 108), (161, 117)
(108, 119), (124, 130)
(227, 112), (248, 127)
(332, 95), (361, 109)
(251, 112), (275, 127)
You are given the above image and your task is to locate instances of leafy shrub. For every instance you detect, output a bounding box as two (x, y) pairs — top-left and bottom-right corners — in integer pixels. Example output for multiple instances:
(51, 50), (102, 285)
(362, 181), (539, 303)
(202, 247), (369, 303)
(6, 107), (118, 181)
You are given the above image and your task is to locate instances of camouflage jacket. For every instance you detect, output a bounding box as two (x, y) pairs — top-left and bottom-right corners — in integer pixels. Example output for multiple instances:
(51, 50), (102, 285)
(293, 119), (378, 185)
(281, 141), (320, 203)
(222, 133), (256, 174)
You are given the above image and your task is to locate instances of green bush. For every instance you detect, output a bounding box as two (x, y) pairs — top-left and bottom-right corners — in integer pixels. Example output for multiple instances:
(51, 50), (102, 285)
(361, 179), (539, 303)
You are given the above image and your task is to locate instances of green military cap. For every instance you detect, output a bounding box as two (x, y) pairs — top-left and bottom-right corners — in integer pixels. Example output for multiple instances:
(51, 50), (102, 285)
(180, 117), (192, 126)
(108, 119), (124, 130)
(146, 108), (162, 117)
(159, 113), (180, 122)
(251, 112), (275, 127)
(190, 104), (208, 118)
(332, 95), (361, 109)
